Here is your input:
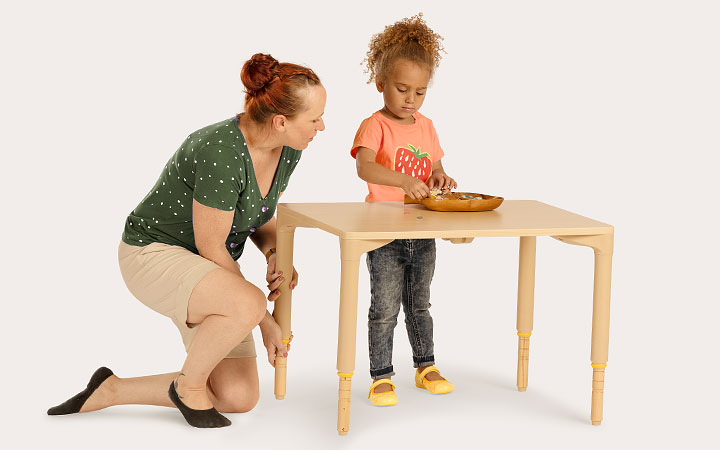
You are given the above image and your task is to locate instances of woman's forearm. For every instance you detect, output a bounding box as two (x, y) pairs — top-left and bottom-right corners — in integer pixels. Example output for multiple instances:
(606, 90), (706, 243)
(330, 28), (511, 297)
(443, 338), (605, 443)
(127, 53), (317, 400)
(249, 217), (277, 256)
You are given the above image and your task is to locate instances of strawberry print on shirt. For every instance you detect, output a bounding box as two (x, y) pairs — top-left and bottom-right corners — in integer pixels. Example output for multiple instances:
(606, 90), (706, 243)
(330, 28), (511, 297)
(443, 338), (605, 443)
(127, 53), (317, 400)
(351, 111), (444, 202)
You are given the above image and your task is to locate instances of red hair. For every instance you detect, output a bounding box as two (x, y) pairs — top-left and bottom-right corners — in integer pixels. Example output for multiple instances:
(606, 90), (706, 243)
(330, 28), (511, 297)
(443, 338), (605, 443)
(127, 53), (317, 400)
(240, 53), (321, 124)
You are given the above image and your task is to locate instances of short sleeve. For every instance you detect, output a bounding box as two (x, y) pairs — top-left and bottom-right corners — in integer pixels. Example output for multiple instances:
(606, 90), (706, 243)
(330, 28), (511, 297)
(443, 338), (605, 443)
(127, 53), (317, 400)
(278, 147), (302, 192)
(193, 145), (243, 211)
(350, 117), (383, 158)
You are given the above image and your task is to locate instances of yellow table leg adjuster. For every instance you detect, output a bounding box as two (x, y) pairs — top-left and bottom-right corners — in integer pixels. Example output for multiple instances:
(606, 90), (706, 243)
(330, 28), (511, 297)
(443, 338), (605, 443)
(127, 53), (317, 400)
(337, 372), (353, 377)
(517, 332), (532, 337)
(591, 363), (607, 369)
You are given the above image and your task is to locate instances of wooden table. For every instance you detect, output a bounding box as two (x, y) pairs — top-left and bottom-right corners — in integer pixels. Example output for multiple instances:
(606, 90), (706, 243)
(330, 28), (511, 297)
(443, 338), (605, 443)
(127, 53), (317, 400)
(271, 201), (614, 435)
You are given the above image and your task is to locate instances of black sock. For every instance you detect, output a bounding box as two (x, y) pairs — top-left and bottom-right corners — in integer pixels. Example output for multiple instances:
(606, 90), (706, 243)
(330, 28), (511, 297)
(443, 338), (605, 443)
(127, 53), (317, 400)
(47, 367), (114, 415)
(168, 381), (231, 428)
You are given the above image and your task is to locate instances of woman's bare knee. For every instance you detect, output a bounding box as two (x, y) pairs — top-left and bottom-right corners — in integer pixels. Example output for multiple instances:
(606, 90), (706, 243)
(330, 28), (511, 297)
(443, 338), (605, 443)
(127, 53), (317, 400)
(189, 270), (266, 324)
(214, 386), (259, 413)
(226, 287), (266, 325)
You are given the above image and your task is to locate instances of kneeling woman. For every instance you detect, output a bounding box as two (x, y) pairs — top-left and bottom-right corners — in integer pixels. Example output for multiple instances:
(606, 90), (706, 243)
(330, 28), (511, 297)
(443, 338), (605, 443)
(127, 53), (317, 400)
(48, 53), (326, 428)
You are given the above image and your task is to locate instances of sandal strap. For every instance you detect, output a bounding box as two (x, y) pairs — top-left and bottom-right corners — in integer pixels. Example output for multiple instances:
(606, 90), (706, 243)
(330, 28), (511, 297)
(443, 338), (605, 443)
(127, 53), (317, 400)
(368, 378), (396, 397)
(418, 365), (441, 380)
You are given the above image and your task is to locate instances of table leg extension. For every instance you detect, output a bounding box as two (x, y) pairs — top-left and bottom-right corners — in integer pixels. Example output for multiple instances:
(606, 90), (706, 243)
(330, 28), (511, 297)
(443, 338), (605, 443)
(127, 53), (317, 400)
(336, 238), (392, 435)
(273, 225), (296, 400)
(273, 348), (289, 400)
(516, 236), (536, 392)
(591, 364), (606, 425)
(517, 333), (531, 391)
(554, 233), (613, 425)
(337, 373), (353, 435)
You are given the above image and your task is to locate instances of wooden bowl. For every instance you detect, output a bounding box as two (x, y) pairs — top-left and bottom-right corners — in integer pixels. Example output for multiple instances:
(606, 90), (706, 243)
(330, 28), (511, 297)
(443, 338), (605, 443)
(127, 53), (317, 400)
(404, 192), (504, 212)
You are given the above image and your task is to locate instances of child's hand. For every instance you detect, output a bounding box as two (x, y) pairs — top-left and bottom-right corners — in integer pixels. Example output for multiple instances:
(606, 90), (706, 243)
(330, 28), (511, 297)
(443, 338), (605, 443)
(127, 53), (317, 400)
(427, 171), (457, 191)
(401, 176), (431, 200)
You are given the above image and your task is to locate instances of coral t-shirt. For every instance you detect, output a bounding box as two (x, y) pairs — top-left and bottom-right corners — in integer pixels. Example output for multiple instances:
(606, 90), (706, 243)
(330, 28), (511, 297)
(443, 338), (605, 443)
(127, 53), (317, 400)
(351, 111), (444, 202)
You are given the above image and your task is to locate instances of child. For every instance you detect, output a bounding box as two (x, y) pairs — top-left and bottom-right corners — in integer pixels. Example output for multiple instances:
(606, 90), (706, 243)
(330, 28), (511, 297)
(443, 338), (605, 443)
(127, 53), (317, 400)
(351, 13), (457, 406)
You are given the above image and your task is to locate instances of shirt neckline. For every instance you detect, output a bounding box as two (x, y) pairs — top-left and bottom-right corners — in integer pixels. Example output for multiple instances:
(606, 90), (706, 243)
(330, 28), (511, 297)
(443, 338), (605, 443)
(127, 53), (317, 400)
(374, 110), (420, 128)
(234, 115), (285, 202)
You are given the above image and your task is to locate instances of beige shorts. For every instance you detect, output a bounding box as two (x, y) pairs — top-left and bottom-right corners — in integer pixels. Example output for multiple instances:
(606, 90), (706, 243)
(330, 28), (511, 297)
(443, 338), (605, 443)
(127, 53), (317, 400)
(118, 241), (256, 358)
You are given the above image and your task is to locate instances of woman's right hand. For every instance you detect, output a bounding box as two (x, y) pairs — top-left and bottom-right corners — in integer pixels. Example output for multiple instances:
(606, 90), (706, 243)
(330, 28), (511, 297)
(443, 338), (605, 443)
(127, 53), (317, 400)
(401, 176), (430, 200)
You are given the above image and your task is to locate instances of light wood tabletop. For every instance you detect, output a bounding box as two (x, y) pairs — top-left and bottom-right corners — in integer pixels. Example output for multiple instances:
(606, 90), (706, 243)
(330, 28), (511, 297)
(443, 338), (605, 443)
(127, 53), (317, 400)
(273, 200), (612, 238)
(271, 200), (614, 434)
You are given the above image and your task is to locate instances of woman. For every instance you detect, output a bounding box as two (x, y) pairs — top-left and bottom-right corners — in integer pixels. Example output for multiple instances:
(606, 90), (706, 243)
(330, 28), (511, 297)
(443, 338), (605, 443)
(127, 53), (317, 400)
(47, 53), (326, 428)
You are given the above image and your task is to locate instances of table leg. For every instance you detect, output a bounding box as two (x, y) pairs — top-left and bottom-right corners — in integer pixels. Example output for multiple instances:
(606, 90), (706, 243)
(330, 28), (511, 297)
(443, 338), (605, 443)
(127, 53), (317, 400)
(273, 225), (296, 400)
(554, 234), (614, 425)
(336, 238), (392, 436)
(516, 236), (536, 392)
(590, 247), (613, 425)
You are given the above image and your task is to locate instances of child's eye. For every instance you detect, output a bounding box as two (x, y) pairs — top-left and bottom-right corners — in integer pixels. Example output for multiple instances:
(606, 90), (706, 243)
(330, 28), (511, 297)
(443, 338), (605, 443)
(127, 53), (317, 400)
(416, 92), (425, 96)
(397, 88), (407, 93)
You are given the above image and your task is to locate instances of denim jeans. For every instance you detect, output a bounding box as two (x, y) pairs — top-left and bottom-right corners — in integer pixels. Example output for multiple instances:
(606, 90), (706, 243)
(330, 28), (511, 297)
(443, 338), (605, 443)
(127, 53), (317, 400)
(366, 238), (436, 380)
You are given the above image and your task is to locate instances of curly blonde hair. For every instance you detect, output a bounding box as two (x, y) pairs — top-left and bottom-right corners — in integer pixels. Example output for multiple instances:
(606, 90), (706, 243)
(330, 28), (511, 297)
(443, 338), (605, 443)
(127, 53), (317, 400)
(364, 13), (445, 84)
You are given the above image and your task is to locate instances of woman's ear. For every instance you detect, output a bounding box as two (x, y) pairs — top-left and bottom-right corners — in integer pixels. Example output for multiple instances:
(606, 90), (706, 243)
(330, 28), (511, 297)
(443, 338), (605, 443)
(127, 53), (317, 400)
(272, 115), (287, 131)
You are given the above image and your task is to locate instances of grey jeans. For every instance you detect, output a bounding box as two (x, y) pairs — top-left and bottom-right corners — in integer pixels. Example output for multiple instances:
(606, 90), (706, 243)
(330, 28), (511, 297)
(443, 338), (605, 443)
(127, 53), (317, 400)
(366, 238), (436, 380)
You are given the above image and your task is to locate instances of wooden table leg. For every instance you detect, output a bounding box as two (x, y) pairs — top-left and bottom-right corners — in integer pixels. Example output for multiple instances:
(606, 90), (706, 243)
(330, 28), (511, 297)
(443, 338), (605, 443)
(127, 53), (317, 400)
(516, 236), (536, 392)
(336, 238), (391, 435)
(554, 233), (614, 425)
(589, 244), (613, 425)
(273, 224), (296, 400)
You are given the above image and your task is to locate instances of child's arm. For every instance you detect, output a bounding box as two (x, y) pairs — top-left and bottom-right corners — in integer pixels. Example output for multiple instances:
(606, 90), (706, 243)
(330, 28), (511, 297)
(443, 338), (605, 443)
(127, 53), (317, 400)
(355, 147), (430, 199)
(427, 160), (457, 190)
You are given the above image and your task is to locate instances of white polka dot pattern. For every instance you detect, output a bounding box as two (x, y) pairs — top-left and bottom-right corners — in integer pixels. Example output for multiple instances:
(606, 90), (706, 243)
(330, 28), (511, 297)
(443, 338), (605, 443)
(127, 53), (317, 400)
(122, 116), (302, 260)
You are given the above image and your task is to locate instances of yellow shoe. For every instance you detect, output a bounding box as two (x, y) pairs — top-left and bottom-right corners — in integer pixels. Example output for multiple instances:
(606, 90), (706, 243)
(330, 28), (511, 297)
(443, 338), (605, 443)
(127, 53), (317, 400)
(368, 379), (398, 406)
(415, 366), (454, 394)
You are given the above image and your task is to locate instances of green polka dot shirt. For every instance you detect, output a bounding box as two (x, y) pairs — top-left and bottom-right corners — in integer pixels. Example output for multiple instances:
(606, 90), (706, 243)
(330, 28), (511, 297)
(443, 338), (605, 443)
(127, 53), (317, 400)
(122, 116), (302, 260)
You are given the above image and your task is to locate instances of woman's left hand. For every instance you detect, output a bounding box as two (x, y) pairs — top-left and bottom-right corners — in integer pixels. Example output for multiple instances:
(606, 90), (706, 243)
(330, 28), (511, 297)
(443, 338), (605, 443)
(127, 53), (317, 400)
(259, 312), (289, 367)
(265, 253), (299, 301)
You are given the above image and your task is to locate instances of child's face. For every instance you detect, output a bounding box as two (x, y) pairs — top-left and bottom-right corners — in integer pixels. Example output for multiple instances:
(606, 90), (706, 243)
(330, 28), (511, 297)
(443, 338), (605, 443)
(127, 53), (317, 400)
(376, 59), (430, 124)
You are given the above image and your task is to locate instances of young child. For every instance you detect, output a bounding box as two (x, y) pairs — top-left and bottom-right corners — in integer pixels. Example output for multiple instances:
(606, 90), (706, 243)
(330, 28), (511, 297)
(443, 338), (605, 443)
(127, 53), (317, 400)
(350, 13), (457, 406)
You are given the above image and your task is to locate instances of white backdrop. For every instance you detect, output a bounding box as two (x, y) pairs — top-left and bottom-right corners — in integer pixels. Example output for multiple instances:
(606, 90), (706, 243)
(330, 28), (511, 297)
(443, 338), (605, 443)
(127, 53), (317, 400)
(2, 1), (718, 448)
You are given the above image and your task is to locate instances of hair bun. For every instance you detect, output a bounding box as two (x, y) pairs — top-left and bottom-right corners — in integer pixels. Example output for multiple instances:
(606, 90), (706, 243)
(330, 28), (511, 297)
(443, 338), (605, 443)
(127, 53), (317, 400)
(241, 53), (280, 95)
